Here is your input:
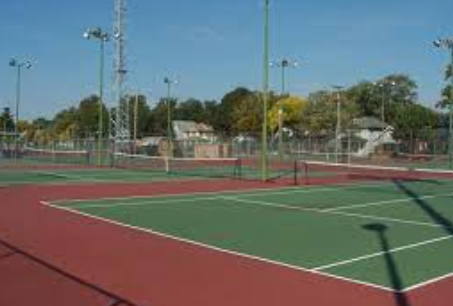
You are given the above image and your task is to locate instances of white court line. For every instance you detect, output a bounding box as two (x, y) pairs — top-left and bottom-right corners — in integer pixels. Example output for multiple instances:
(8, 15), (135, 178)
(56, 180), (395, 206)
(220, 196), (443, 229)
(63, 182), (401, 209)
(324, 192), (453, 212)
(312, 235), (453, 271)
(68, 188), (445, 229)
(71, 195), (225, 209)
(40, 200), (395, 293)
(52, 186), (301, 205)
(404, 270), (453, 292)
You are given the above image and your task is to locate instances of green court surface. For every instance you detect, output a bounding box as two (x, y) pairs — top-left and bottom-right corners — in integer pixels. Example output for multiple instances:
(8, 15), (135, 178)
(52, 180), (453, 291)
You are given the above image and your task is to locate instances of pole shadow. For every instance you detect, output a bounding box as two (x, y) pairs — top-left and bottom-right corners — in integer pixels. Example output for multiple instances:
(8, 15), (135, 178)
(363, 223), (412, 306)
(393, 180), (453, 237)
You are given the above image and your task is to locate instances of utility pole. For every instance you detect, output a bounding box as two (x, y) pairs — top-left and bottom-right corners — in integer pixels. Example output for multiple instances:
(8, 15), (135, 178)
(84, 27), (110, 166)
(9, 59), (32, 160)
(261, 0), (270, 181)
(434, 37), (453, 170)
(270, 58), (299, 160)
(332, 86), (344, 163)
(134, 93), (139, 154)
(164, 78), (177, 158)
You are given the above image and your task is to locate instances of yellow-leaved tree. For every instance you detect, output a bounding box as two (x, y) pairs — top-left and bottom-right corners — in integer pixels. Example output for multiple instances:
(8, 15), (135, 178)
(268, 96), (307, 132)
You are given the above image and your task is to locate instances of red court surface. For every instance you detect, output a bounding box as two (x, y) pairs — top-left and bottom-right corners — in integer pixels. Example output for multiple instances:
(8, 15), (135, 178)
(0, 179), (452, 306)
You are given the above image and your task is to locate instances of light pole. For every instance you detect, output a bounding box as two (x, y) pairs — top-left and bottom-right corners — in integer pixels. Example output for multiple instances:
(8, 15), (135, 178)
(332, 85), (344, 163)
(270, 58), (299, 159)
(9, 59), (32, 159)
(261, 0), (270, 181)
(134, 92), (139, 154)
(164, 78), (177, 158)
(434, 37), (453, 169)
(375, 81), (396, 123)
(84, 27), (110, 166)
(271, 59), (299, 95)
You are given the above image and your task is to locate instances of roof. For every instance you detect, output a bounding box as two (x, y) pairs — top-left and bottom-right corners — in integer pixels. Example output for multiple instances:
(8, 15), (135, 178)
(352, 117), (390, 130)
(139, 137), (165, 146)
(173, 120), (214, 133)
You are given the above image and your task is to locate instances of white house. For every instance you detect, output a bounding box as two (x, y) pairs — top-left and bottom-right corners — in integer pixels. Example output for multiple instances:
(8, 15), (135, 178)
(172, 120), (216, 142)
(348, 117), (396, 157)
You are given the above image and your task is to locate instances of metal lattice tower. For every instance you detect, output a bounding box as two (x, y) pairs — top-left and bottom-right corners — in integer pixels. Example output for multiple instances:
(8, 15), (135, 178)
(113, 0), (130, 149)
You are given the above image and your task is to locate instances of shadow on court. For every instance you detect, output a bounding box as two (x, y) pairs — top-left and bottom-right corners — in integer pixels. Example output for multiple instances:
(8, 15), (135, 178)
(363, 223), (412, 306)
(393, 180), (453, 237)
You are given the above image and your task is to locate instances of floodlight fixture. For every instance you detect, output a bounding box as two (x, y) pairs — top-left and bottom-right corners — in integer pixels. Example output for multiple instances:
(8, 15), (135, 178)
(433, 38), (453, 49)
(164, 77), (178, 85)
(84, 27), (110, 42)
(9, 59), (33, 69)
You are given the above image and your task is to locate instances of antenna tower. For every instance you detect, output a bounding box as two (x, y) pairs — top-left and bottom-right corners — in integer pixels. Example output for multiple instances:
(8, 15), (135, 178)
(113, 0), (130, 150)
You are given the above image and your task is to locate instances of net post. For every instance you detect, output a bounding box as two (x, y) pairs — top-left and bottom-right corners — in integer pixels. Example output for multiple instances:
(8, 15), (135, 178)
(237, 157), (242, 180)
(304, 161), (309, 185)
(165, 156), (170, 174)
(293, 159), (298, 185)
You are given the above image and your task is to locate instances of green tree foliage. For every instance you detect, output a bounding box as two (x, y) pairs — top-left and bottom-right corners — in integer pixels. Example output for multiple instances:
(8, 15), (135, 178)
(52, 107), (78, 140)
(380, 74), (418, 104)
(124, 94), (151, 138)
(13, 74), (446, 147)
(217, 87), (253, 134)
(76, 95), (109, 138)
(0, 107), (15, 132)
(392, 103), (439, 139)
(146, 98), (177, 136)
(347, 74), (417, 119)
(303, 91), (359, 134)
(231, 92), (262, 133)
(437, 84), (453, 109)
(175, 99), (205, 122)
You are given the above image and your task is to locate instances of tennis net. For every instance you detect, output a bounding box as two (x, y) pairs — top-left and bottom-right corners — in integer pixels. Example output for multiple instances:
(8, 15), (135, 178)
(297, 160), (453, 185)
(114, 153), (242, 179)
(23, 148), (90, 165)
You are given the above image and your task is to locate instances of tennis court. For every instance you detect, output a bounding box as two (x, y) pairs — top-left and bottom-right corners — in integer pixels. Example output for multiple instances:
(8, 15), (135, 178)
(46, 179), (453, 292)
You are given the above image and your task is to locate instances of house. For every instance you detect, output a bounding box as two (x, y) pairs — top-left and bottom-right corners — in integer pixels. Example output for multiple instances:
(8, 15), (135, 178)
(137, 136), (166, 156)
(172, 120), (216, 142)
(348, 116), (397, 157)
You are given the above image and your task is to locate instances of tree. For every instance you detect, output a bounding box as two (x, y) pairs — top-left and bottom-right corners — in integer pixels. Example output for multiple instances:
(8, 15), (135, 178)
(379, 74), (418, 104)
(218, 87), (253, 134)
(146, 98), (177, 136)
(392, 103), (439, 140)
(347, 75), (418, 121)
(202, 100), (222, 129)
(268, 96), (307, 132)
(0, 107), (15, 132)
(231, 92), (262, 133)
(76, 95), (109, 139)
(124, 94), (151, 138)
(346, 81), (381, 117)
(437, 81), (453, 110)
(53, 107), (78, 140)
(303, 91), (358, 134)
(175, 98), (206, 122)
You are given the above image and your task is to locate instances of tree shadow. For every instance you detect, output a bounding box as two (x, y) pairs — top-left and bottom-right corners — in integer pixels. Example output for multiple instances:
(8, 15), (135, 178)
(393, 180), (453, 237)
(362, 223), (412, 306)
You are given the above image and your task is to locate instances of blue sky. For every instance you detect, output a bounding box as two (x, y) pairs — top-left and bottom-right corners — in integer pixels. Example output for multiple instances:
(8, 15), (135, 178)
(1, 0), (453, 119)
